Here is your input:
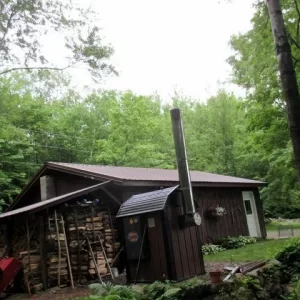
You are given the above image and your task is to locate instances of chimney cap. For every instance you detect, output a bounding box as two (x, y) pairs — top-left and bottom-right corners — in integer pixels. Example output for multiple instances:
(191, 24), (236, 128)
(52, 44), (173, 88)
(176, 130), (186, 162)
(170, 108), (181, 120)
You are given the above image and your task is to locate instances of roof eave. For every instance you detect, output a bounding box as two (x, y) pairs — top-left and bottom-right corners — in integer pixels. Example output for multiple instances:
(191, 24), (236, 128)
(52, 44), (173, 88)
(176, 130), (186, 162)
(46, 162), (124, 183)
(7, 162), (124, 212)
(121, 180), (267, 188)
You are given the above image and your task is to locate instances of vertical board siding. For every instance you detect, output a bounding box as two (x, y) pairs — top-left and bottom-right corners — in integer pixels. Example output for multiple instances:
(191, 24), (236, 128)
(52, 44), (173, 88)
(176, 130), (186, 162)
(193, 187), (249, 244)
(167, 206), (184, 280)
(166, 203), (205, 280)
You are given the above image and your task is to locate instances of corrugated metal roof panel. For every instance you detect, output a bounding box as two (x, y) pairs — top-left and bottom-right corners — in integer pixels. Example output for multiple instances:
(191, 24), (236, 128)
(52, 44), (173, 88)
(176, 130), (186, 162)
(117, 186), (178, 218)
(0, 181), (110, 220)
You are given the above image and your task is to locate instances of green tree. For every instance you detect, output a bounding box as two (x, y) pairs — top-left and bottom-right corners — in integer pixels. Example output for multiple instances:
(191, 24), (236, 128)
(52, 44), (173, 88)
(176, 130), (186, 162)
(95, 91), (173, 168)
(228, 0), (300, 216)
(0, 0), (116, 80)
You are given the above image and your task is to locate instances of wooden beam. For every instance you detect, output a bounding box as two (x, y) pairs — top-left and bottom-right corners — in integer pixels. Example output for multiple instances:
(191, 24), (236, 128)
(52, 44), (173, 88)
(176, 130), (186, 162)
(54, 211), (61, 287)
(100, 187), (122, 205)
(39, 214), (48, 290)
(61, 215), (74, 289)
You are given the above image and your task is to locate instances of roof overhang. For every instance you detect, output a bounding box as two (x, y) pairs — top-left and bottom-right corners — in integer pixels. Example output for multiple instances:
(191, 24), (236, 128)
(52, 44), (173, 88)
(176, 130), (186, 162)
(120, 180), (267, 188)
(7, 162), (123, 212)
(0, 181), (110, 221)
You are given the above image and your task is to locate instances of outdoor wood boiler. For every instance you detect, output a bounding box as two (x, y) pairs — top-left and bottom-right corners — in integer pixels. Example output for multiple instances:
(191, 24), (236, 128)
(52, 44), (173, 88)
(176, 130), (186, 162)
(117, 108), (205, 283)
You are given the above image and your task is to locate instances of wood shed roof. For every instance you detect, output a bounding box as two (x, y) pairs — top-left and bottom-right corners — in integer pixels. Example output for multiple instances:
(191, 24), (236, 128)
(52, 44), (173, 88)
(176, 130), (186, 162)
(7, 161), (265, 213)
(117, 186), (178, 218)
(0, 182), (110, 221)
(47, 162), (265, 186)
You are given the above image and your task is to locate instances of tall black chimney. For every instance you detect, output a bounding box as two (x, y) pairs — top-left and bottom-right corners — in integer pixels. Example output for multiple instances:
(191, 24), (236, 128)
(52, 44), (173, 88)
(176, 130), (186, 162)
(170, 108), (201, 227)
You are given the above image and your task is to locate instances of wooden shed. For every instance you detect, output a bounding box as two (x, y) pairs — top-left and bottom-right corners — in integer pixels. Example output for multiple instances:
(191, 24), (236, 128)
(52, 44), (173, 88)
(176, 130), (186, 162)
(0, 162), (266, 289)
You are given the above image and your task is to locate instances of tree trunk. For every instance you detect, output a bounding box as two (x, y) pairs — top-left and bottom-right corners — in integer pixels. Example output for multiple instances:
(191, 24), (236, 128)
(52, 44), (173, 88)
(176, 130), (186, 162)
(266, 0), (300, 182)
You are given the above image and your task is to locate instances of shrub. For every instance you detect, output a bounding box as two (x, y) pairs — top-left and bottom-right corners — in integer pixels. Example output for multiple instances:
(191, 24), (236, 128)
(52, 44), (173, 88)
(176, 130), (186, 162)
(238, 236), (257, 245)
(143, 281), (172, 300)
(143, 278), (208, 300)
(216, 274), (288, 300)
(220, 236), (256, 250)
(81, 282), (141, 300)
(275, 239), (300, 275)
(202, 244), (226, 255)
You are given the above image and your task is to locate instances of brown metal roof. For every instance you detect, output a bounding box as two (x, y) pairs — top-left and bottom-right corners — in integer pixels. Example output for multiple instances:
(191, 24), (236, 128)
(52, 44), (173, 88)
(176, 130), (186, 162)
(47, 162), (265, 186)
(0, 181), (110, 220)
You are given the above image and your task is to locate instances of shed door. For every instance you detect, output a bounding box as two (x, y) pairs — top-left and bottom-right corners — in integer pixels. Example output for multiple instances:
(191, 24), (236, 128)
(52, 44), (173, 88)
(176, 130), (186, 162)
(242, 191), (261, 237)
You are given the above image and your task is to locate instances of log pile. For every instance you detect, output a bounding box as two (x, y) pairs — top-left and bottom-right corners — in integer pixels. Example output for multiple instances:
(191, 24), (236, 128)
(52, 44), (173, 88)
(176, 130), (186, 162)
(19, 250), (43, 291)
(68, 211), (89, 283)
(67, 208), (120, 281)
(13, 221), (43, 292)
(46, 215), (69, 287)
(0, 205), (121, 290)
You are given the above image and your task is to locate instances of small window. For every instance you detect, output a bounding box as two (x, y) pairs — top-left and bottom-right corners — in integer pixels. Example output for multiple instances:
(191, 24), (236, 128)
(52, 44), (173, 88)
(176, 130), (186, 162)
(244, 200), (252, 215)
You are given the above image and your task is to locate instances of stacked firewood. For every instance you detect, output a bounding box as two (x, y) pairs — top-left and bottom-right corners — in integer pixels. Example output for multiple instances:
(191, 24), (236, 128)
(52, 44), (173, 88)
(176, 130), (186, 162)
(46, 216), (69, 287)
(67, 208), (120, 280)
(15, 222), (43, 292)
(19, 250), (43, 290)
(68, 211), (89, 283)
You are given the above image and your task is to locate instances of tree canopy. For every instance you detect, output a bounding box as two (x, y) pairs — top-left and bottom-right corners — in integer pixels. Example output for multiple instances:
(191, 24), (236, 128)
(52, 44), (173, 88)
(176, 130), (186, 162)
(1, 0), (300, 219)
(0, 0), (116, 80)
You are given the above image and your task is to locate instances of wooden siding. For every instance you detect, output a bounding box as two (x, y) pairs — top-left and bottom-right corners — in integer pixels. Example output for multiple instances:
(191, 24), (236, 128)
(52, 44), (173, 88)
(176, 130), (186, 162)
(193, 187), (249, 244)
(122, 186), (262, 243)
(165, 198), (205, 280)
(127, 212), (169, 283)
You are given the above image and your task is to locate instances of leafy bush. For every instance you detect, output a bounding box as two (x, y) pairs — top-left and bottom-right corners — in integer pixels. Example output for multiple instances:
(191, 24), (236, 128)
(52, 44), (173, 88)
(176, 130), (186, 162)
(220, 236), (256, 250)
(143, 278), (208, 300)
(275, 239), (300, 275)
(238, 236), (257, 245)
(216, 274), (288, 300)
(202, 244), (226, 255)
(143, 281), (171, 300)
(78, 282), (141, 300)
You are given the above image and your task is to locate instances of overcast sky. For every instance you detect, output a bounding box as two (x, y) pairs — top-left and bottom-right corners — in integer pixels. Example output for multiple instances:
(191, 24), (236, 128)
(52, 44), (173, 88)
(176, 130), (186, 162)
(48, 0), (256, 100)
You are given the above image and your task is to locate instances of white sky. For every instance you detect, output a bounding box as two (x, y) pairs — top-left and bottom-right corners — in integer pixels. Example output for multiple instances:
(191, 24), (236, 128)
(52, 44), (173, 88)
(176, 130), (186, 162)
(45, 0), (256, 101)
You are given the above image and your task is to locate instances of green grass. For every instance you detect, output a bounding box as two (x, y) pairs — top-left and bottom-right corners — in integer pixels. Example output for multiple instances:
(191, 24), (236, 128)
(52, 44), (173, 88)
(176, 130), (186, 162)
(204, 238), (296, 262)
(266, 221), (300, 231)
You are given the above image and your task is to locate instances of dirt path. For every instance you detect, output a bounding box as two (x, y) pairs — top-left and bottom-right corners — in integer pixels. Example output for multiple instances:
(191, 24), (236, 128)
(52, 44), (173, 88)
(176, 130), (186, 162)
(8, 286), (89, 300)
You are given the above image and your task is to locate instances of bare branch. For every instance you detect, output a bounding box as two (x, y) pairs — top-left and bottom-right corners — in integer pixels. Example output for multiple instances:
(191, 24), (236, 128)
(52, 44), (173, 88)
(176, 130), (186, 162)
(289, 34), (300, 49)
(0, 10), (16, 49)
(292, 54), (300, 68)
(0, 65), (70, 76)
(294, 0), (300, 41)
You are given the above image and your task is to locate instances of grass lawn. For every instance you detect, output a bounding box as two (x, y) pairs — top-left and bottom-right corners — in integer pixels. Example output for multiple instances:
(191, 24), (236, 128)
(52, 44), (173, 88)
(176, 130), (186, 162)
(266, 221), (300, 231)
(204, 238), (297, 262)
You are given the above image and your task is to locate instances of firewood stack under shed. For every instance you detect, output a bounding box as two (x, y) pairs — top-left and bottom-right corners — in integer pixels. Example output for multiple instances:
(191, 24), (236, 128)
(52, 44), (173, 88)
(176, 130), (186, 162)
(67, 207), (120, 282)
(12, 220), (43, 292)
(0, 204), (121, 291)
(47, 213), (69, 287)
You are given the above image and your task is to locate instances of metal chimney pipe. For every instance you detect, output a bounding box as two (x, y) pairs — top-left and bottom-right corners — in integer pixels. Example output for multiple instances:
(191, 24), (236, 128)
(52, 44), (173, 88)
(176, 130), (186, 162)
(170, 108), (201, 226)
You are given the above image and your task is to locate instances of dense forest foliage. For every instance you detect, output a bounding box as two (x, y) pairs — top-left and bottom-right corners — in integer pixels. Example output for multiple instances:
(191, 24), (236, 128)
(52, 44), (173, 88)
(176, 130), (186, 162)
(1, 0), (300, 218)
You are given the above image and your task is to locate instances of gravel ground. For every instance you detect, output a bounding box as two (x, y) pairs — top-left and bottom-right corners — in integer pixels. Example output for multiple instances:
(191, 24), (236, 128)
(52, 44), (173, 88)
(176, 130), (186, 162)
(267, 229), (300, 239)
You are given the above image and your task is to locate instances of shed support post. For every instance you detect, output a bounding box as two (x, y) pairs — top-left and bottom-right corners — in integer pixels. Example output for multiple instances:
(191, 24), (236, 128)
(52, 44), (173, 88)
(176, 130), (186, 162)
(39, 175), (56, 290)
(6, 219), (13, 256)
(39, 213), (48, 290)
